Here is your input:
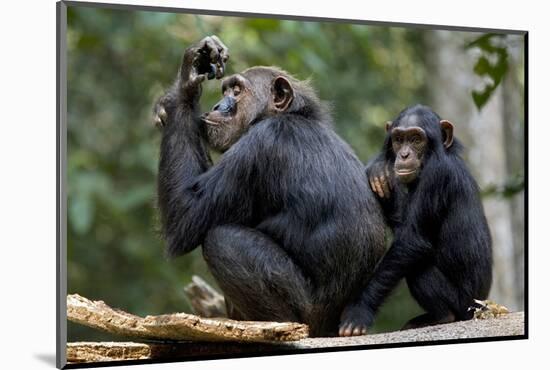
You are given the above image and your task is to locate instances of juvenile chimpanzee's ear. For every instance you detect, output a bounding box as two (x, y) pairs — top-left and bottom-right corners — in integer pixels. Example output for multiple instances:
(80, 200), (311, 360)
(440, 120), (454, 149)
(271, 76), (294, 112)
(385, 121), (393, 132)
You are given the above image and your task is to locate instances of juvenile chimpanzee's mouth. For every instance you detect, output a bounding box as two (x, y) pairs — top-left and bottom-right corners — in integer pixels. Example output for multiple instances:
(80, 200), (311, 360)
(394, 167), (419, 184)
(395, 168), (417, 176)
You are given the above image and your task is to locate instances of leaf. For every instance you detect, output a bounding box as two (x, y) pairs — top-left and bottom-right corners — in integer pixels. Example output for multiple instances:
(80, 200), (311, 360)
(467, 34), (509, 110)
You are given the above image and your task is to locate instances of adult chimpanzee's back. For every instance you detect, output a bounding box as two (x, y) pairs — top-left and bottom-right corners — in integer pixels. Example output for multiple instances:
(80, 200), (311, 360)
(153, 37), (385, 336)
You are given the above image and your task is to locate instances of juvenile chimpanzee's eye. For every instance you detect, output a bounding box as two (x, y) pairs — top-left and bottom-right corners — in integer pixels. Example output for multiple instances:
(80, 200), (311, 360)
(233, 85), (241, 96)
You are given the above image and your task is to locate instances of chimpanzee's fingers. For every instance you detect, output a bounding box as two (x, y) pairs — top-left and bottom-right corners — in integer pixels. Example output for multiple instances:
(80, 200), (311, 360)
(373, 177), (385, 198)
(211, 36), (229, 79)
(152, 100), (168, 128)
(211, 35), (230, 63)
(198, 36), (230, 79)
(339, 324), (353, 337)
(369, 178), (377, 195)
(153, 115), (163, 128)
(199, 36), (221, 63)
(155, 106), (167, 128)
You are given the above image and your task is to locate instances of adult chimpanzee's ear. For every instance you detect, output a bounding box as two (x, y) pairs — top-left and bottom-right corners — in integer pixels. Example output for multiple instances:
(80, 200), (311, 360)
(440, 120), (454, 149)
(271, 76), (294, 112)
(385, 121), (393, 132)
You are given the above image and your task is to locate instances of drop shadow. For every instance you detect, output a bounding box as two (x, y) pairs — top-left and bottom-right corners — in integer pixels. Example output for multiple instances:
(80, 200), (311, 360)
(34, 353), (57, 367)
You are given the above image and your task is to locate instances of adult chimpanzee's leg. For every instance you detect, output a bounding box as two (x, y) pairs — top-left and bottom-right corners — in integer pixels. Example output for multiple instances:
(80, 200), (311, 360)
(202, 225), (313, 324)
(403, 266), (459, 329)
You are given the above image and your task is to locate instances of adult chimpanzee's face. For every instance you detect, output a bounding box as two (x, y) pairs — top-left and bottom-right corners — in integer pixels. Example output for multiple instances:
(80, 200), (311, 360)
(201, 68), (294, 152)
(390, 126), (428, 184)
(201, 74), (257, 152)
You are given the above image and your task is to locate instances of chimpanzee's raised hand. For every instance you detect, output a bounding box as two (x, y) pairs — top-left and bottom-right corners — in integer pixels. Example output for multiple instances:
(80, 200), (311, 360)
(153, 36), (229, 128)
(366, 158), (392, 199)
(180, 35), (230, 98)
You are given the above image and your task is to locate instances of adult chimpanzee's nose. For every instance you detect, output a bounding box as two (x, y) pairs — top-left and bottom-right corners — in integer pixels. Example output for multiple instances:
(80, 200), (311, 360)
(400, 150), (410, 159)
(213, 96), (236, 114)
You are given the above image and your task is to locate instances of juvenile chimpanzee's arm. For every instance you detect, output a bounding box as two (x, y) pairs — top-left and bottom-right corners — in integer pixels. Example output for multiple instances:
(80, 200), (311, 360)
(340, 161), (445, 336)
(365, 154), (393, 200)
(339, 223), (433, 335)
(155, 36), (251, 258)
(365, 154), (403, 228)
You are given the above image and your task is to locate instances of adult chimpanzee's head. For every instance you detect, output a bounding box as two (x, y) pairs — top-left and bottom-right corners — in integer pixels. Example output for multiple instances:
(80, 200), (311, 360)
(201, 66), (320, 151)
(385, 105), (454, 184)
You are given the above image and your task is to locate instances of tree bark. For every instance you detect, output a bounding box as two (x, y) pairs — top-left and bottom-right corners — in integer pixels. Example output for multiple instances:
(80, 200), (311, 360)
(67, 294), (308, 343)
(67, 312), (525, 364)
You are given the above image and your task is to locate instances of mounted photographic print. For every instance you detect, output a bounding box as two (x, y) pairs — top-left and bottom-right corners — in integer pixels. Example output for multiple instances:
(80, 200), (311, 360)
(56, 1), (527, 368)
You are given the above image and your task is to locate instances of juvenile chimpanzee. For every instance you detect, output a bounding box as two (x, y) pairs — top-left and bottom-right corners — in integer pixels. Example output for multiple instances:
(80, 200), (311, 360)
(153, 36), (386, 336)
(339, 105), (492, 336)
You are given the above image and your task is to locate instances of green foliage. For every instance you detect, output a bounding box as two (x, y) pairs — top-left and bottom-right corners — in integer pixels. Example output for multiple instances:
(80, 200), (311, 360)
(467, 34), (509, 110)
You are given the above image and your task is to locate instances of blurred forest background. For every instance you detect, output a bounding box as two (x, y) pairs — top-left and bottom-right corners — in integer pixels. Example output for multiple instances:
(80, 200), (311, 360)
(66, 6), (525, 340)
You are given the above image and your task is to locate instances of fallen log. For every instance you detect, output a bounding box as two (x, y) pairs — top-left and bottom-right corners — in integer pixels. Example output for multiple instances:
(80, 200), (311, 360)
(183, 275), (226, 317)
(67, 293), (308, 343)
(66, 311), (525, 364)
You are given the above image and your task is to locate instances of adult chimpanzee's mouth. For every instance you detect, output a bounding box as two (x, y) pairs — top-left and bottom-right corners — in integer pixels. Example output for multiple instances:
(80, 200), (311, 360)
(202, 117), (221, 126)
(201, 111), (231, 127)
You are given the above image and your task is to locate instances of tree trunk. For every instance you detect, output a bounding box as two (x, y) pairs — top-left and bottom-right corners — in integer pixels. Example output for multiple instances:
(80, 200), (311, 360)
(425, 31), (525, 310)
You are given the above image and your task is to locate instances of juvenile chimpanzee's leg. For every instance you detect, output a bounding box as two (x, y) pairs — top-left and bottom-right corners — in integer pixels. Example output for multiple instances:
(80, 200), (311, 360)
(403, 266), (459, 329)
(202, 225), (313, 324)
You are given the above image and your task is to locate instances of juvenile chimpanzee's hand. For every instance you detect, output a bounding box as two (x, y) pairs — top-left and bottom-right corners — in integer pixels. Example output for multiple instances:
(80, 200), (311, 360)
(367, 160), (392, 199)
(180, 35), (230, 97)
(338, 303), (372, 336)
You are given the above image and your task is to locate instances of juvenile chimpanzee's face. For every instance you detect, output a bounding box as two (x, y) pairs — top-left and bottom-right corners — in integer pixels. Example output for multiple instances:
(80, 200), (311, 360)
(391, 126), (428, 184)
(388, 112), (454, 184)
(201, 67), (295, 152)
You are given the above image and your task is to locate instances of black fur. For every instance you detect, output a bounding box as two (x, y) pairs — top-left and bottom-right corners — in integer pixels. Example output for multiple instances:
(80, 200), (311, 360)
(156, 66), (385, 337)
(340, 105), (493, 332)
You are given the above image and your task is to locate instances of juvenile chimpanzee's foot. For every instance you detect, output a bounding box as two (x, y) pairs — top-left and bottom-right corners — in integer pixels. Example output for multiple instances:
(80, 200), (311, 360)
(338, 303), (372, 336)
(401, 312), (455, 330)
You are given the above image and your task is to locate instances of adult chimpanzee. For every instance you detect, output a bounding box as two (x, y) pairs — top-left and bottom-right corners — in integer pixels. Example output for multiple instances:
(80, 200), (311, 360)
(152, 36), (385, 337)
(339, 105), (492, 336)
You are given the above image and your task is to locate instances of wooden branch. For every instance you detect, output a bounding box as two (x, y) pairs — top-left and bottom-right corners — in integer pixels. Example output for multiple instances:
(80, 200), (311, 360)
(67, 294), (308, 343)
(67, 294), (156, 339)
(67, 312), (525, 364)
(183, 275), (226, 317)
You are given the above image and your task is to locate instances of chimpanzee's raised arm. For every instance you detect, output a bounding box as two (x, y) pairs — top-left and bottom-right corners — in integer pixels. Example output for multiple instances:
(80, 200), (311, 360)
(153, 36), (239, 257)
